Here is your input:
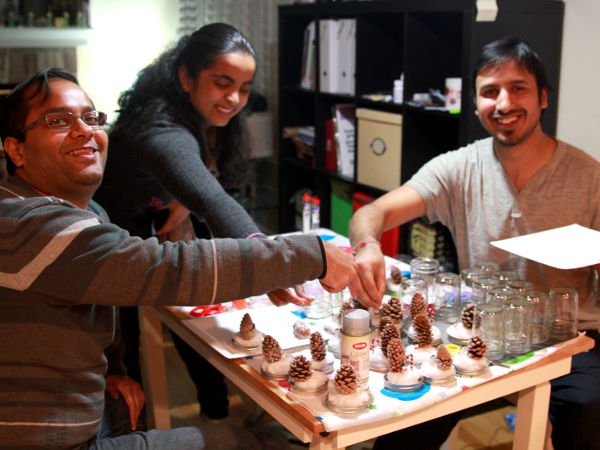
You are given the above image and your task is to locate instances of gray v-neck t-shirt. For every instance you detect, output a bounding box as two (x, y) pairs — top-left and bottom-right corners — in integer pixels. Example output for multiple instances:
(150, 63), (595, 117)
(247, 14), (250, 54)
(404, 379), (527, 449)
(406, 137), (600, 329)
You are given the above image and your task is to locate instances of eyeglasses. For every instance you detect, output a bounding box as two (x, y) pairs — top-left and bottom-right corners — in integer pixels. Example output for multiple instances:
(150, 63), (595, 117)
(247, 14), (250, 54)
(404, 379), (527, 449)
(22, 111), (108, 133)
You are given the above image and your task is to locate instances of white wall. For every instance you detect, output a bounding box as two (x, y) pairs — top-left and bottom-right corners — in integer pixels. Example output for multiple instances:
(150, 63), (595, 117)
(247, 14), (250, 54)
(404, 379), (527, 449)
(557, 0), (600, 161)
(76, 0), (178, 119)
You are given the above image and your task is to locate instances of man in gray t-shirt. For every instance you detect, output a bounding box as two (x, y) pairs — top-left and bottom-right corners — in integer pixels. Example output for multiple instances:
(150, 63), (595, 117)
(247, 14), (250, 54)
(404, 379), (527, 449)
(350, 37), (599, 450)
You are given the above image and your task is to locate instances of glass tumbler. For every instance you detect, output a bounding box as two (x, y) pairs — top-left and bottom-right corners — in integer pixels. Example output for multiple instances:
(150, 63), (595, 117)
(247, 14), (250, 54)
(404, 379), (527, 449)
(410, 257), (440, 300)
(478, 302), (505, 360)
(433, 272), (460, 323)
(548, 287), (579, 341)
(507, 279), (534, 295)
(301, 280), (332, 319)
(504, 297), (533, 355)
(471, 277), (500, 304)
(474, 261), (500, 277)
(460, 268), (483, 304)
(492, 270), (519, 287)
(521, 290), (549, 345)
(486, 286), (516, 305)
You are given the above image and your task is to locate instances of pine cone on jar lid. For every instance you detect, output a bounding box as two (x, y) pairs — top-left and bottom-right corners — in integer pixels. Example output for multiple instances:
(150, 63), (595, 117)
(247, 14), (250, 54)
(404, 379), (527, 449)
(468, 336), (487, 359)
(390, 265), (403, 284)
(310, 331), (326, 362)
(334, 365), (359, 394)
(262, 335), (283, 363)
(410, 293), (427, 318)
(436, 345), (453, 370)
(239, 313), (256, 340)
(380, 321), (400, 357)
(413, 313), (433, 347)
(387, 338), (407, 372)
(380, 297), (403, 324)
(461, 304), (481, 329)
(289, 355), (312, 381)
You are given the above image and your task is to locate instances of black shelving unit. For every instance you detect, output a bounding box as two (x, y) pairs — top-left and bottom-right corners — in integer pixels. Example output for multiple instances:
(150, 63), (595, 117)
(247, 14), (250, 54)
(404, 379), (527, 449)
(278, 0), (564, 254)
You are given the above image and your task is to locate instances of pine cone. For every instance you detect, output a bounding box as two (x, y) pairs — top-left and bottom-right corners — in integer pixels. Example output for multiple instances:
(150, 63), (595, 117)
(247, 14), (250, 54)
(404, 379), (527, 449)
(380, 297), (403, 324)
(289, 355), (312, 381)
(413, 313), (433, 347)
(461, 304), (481, 329)
(436, 345), (453, 370)
(262, 335), (283, 363)
(337, 302), (353, 322)
(468, 336), (487, 359)
(239, 313), (256, 340)
(380, 321), (400, 356)
(310, 331), (326, 362)
(387, 338), (406, 372)
(351, 298), (368, 310)
(334, 365), (359, 394)
(379, 315), (393, 334)
(390, 265), (403, 284)
(410, 293), (427, 318)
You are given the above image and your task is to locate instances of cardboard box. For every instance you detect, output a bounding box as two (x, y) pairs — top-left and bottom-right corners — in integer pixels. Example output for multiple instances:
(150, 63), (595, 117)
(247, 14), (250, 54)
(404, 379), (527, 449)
(356, 108), (402, 191)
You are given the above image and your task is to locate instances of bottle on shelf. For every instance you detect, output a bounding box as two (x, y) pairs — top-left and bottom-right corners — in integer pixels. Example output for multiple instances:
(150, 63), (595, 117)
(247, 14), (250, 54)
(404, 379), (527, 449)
(311, 196), (320, 232)
(302, 192), (312, 233)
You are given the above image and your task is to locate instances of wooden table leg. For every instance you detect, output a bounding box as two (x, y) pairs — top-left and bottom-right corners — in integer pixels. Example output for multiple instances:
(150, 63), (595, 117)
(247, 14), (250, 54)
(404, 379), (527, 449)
(309, 432), (340, 450)
(513, 381), (551, 450)
(139, 306), (171, 430)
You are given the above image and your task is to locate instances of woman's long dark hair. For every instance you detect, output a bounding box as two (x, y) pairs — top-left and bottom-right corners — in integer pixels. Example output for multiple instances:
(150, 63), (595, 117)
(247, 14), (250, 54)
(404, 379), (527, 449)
(110, 23), (257, 187)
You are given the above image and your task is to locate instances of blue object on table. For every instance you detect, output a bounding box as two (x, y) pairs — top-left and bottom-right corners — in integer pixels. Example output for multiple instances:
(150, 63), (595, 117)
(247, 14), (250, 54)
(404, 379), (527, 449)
(504, 413), (516, 430)
(380, 384), (430, 401)
(292, 311), (306, 319)
(318, 234), (336, 241)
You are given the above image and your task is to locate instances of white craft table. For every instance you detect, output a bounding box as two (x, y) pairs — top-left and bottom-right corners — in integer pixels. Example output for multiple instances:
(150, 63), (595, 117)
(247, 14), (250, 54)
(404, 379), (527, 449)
(139, 304), (593, 449)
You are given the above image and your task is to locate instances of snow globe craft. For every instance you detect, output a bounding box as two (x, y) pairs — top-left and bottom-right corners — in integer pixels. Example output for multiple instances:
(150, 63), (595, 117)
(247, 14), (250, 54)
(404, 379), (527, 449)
(288, 355), (328, 395)
(310, 331), (334, 374)
(407, 293), (441, 345)
(446, 304), (481, 346)
(421, 345), (456, 386)
(453, 336), (490, 376)
(384, 337), (422, 392)
(260, 335), (292, 380)
(406, 313), (437, 367)
(370, 317), (399, 372)
(232, 313), (263, 350)
(325, 365), (371, 415)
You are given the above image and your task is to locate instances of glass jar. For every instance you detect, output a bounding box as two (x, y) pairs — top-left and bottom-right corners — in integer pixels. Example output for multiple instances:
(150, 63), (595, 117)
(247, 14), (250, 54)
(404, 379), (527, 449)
(410, 257), (440, 301)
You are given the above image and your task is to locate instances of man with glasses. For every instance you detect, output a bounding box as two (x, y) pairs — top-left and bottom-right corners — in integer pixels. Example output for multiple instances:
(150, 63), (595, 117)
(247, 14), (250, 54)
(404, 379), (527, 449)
(0, 67), (361, 449)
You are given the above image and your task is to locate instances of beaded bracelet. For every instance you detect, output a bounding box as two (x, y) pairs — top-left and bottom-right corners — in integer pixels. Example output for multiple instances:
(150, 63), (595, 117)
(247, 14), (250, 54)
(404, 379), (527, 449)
(352, 238), (382, 256)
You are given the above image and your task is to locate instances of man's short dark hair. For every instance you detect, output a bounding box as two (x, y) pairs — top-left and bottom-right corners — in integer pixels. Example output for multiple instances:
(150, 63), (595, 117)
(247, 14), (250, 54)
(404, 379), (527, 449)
(0, 67), (79, 174)
(473, 37), (550, 101)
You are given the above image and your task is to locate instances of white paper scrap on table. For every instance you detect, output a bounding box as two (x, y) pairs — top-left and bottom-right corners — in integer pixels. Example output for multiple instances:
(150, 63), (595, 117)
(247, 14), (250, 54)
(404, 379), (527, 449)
(490, 224), (600, 270)
(183, 306), (310, 359)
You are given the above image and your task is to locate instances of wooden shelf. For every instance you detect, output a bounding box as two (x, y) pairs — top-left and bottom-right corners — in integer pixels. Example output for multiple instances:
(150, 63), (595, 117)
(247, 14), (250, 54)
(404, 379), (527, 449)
(0, 27), (92, 47)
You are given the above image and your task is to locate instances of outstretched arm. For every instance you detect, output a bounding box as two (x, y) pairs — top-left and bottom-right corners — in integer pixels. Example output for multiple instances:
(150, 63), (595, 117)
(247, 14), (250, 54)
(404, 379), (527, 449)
(349, 185), (426, 307)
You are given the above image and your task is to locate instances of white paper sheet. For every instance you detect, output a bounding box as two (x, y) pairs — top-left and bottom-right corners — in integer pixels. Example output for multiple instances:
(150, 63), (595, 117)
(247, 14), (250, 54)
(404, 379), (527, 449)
(183, 306), (310, 359)
(490, 224), (600, 270)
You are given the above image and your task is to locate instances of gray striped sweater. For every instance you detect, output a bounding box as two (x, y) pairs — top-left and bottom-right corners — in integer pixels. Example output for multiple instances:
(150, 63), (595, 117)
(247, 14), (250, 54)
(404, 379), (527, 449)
(0, 176), (325, 448)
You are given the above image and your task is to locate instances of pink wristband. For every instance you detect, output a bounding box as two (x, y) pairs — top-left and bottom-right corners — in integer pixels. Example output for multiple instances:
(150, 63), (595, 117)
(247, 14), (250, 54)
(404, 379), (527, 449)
(352, 238), (381, 256)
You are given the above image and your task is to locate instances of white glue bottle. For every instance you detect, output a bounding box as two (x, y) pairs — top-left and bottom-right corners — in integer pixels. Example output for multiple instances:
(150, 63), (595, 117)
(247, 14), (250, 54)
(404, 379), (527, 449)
(302, 192), (312, 233)
(341, 308), (371, 387)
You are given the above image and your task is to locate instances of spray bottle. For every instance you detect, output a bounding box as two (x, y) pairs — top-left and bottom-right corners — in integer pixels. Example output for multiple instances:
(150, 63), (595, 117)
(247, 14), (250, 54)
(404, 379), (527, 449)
(341, 308), (371, 387)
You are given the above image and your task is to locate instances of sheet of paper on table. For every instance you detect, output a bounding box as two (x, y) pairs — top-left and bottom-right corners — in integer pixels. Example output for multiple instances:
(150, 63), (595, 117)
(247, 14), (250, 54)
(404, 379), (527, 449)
(183, 306), (310, 359)
(490, 224), (600, 270)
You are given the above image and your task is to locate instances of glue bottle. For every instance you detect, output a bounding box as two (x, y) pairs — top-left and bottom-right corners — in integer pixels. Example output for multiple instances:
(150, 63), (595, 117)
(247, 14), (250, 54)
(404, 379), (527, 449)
(341, 308), (371, 386)
(302, 192), (312, 233)
(311, 195), (320, 232)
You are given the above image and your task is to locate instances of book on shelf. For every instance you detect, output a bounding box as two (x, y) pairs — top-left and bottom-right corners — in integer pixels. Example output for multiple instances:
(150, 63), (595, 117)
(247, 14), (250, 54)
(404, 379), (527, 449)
(337, 19), (356, 96)
(300, 21), (316, 89)
(332, 103), (356, 179)
(319, 19), (339, 93)
(324, 118), (337, 172)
